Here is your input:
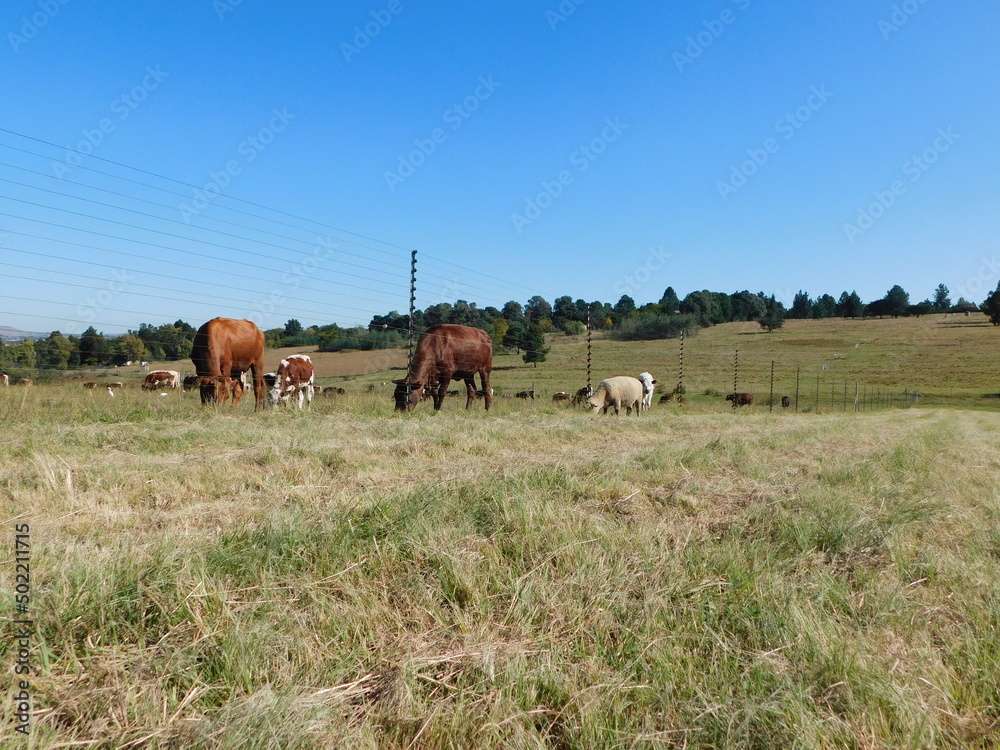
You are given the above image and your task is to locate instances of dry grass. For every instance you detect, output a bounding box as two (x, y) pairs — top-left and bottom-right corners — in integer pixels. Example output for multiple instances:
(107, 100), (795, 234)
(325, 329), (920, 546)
(3, 316), (1000, 747)
(2, 379), (1000, 747)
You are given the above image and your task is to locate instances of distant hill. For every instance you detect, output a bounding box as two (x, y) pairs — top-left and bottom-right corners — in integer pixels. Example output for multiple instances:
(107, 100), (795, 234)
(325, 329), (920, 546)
(0, 326), (47, 343)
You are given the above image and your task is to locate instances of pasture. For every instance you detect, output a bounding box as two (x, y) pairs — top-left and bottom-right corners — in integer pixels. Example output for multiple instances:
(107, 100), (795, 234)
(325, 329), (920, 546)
(2, 316), (1000, 748)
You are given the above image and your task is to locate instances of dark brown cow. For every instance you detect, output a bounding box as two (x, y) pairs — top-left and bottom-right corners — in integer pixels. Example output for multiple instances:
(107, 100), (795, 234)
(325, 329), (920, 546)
(552, 392), (571, 403)
(190, 317), (265, 408)
(659, 392), (675, 403)
(393, 324), (493, 411)
(571, 385), (592, 407)
(726, 392), (754, 407)
(781, 395), (791, 408)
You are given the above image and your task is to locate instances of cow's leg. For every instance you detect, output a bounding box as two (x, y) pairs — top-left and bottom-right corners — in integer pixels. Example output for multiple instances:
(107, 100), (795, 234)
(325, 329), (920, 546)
(479, 370), (492, 411)
(464, 377), (476, 409)
(433, 378), (449, 410)
(251, 359), (265, 410)
(296, 386), (305, 410)
(305, 384), (313, 409)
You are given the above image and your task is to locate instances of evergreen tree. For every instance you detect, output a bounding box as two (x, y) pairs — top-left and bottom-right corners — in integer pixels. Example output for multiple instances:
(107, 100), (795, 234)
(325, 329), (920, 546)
(932, 284), (951, 312)
(521, 323), (549, 367)
(658, 287), (680, 313)
(981, 282), (1000, 325)
(284, 319), (303, 336)
(789, 290), (812, 319)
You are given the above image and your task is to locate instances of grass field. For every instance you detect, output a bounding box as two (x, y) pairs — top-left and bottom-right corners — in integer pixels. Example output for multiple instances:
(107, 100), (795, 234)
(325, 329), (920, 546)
(2, 316), (999, 748)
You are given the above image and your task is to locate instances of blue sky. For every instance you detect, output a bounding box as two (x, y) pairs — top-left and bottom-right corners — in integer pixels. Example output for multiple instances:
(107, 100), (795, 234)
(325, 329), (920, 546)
(1, 0), (998, 334)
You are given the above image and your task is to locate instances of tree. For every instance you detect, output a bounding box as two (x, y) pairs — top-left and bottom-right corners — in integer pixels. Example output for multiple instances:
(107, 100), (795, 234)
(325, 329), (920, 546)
(521, 323), (549, 366)
(110, 333), (146, 365)
(552, 295), (575, 329)
(981, 282), (1000, 325)
(284, 319), (303, 336)
(491, 318), (510, 347)
(789, 290), (812, 319)
(836, 291), (864, 318)
(525, 296), (552, 325)
(813, 294), (837, 318)
(503, 320), (526, 352)
(758, 311), (785, 332)
(79, 326), (109, 366)
(933, 284), (951, 312)
(659, 287), (680, 314)
(36, 331), (74, 371)
(729, 290), (767, 321)
(884, 285), (910, 317)
(501, 300), (525, 323)
(613, 295), (636, 319)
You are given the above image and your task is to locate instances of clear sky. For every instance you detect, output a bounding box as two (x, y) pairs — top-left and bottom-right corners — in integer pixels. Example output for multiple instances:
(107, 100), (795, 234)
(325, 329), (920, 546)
(2, 1), (998, 334)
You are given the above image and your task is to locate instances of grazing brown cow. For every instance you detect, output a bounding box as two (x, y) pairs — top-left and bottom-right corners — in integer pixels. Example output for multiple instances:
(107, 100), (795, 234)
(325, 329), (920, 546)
(190, 317), (265, 408)
(108, 382), (124, 390)
(726, 392), (754, 407)
(142, 370), (180, 390)
(393, 324), (493, 411)
(659, 392), (675, 403)
(781, 395), (791, 409)
(516, 390), (535, 399)
(552, 392), (572, 403)
(269, 354), (314, 409)
(83, 382), (98, 390)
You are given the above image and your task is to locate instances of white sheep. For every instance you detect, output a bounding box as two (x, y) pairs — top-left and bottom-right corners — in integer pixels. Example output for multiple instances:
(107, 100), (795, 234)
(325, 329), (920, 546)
(638, 372), (656, 411)
(587, 376), (644, 415)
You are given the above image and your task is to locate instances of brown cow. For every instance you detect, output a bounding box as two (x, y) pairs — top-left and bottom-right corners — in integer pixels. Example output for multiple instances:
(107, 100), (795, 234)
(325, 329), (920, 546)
(190, 318), (265, 408)
(659, 392), (675, 403)
(83, 382), (98, 390)
(269, 354), (314, 409)
(726, 392), (754, 407)
(142, 370), (180, 390)
(393, 324), (493, 411)
(552, 392), (572, 403)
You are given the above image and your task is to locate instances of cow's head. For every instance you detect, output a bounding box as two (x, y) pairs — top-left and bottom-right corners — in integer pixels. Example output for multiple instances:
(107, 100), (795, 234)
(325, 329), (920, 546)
(392, 379), (423, 411)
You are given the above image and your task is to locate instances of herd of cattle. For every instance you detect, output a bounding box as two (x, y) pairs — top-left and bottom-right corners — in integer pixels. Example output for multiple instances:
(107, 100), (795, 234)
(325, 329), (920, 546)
(2, 318), (778, 412)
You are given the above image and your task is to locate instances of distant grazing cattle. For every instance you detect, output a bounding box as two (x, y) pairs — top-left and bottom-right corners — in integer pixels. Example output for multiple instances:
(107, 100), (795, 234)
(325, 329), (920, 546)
(726, 392), (754, 407)
(142, 370), (180, 391)
(190, 317), (265, 408)
(183, 375), (200, 391)
(781, 396), (791, 409)
(313, 385), (323, 394)
(571, 385), (593, 407)
(552, 392), (571, 403)
(1, 374), (9, 386)
(659, 392), (675, 403)
(321, 386), (346, 397)
(393, 324), (493, 411)
(108, 382), (123, 390)
(16, 378), (32, 387)
(83, 382), (98, 390)
(269, 354), (315, 409)
(516, 390), (535, 399)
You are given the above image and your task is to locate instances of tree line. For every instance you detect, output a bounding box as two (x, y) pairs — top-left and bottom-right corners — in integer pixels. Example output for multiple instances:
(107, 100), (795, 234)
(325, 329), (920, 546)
(3, 281), (998, 378)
